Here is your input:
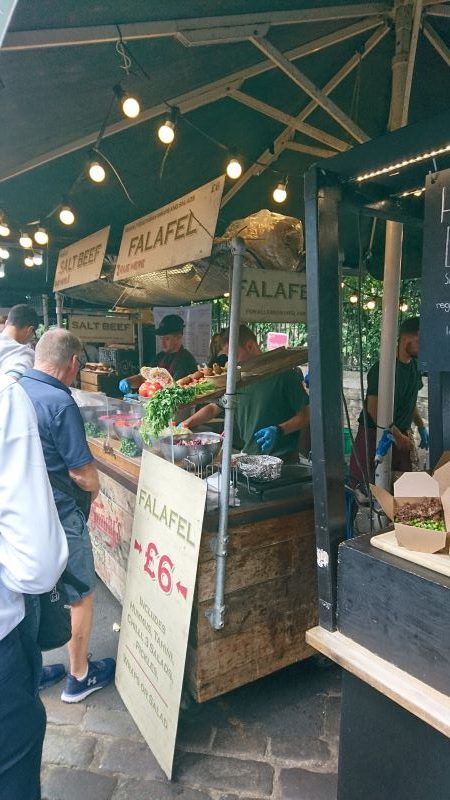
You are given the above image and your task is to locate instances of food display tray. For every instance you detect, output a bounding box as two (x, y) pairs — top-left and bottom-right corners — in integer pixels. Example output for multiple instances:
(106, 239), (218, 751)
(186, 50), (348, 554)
(371, 530), (450, 577)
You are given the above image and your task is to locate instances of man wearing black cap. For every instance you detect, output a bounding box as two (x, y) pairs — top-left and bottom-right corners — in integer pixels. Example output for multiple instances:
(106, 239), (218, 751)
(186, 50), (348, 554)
(153, 314), (197, 381)
(350, 316), (428, 485)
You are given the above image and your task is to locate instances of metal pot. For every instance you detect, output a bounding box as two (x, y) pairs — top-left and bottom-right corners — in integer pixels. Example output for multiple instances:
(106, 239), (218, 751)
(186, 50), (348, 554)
(158, 432), (221, 468)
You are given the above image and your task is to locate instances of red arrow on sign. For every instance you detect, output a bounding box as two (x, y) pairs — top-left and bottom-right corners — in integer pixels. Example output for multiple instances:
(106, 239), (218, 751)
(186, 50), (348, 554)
(176, 581), (188, 600)
(134, 539), (142, 554)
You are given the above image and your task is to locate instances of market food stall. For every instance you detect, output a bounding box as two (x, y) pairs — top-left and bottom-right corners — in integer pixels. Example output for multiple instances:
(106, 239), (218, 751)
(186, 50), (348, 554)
(304, 110), (450, 799)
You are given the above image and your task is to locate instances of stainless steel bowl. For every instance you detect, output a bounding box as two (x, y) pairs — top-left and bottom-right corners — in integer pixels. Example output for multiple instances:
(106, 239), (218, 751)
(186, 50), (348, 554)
(113, 421), (137, 441)
(158, 432), (221, 467)
(79, 406), (98, 423)
(237, 455), (283, 482)
(132, 425), (144, 452)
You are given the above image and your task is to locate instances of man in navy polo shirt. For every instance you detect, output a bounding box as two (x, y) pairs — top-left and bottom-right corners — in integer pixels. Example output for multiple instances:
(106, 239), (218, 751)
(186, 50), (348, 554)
(21, 328), (115, 703)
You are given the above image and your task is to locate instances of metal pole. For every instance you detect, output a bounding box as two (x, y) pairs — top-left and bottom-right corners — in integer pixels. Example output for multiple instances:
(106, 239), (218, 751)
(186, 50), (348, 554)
(206, 236), (245, 631)
(375, 0), (417, 488)
(42, 294), (49, 328)
(137, 314), (144, 365)
(55, 292), (63, 328)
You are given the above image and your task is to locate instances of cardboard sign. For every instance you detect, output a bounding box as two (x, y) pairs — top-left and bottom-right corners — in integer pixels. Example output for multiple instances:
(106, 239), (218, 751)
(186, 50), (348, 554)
(53, 226), (110, 292)
(153, 303), (212, 363)
(114, 176), (225, 281)
(116, 452), (206, 779)
(240, 267), (307, 323)
(68, 314), (135, 345)
(420, 169), (450, 371)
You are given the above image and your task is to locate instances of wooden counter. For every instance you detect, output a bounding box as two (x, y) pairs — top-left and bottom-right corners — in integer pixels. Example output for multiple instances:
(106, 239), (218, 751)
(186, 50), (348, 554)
(87, 438), (318, 702)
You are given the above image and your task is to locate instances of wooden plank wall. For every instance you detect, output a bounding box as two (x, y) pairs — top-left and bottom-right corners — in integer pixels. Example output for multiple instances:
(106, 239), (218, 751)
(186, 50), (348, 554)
(186, 509), (318, 702)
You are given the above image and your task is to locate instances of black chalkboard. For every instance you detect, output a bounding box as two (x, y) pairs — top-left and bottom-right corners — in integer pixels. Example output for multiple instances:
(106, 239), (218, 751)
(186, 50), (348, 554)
(419, 168), (450, 371)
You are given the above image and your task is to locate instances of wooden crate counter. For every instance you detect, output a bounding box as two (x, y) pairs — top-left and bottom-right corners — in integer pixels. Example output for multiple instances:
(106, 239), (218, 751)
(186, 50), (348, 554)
(87, 438), (318, 702)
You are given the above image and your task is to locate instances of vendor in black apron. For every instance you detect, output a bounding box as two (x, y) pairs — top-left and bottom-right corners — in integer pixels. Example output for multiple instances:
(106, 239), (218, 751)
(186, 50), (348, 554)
(118, 314), (197, 394)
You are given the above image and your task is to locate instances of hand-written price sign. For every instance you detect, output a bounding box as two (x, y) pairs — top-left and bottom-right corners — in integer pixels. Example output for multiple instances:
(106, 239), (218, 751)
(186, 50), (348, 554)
(115, 452), (206, 779)
(113, 176), (225, 281)
(420, 169), (450, 372)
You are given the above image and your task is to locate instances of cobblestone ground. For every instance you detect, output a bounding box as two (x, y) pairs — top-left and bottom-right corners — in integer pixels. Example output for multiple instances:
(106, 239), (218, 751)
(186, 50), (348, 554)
(41, 583), (341, 800)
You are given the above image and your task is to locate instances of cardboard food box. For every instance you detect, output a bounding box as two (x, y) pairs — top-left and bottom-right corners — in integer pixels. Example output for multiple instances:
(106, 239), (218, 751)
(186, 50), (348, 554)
(371, 464), (450, 553)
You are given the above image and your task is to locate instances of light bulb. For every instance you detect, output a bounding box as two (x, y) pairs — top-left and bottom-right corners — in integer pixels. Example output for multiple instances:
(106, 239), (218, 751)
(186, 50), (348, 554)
(349, 294), (358, 304)
(33, 253), (43, 266)
(122, 95), (140, 119)
(19, 232), (33, 248)
(0, 222), (10, 237)
(158, 120), (175, 144)
(273, 182), (287, 203)
(223, 292), (230, 298)
(366, 300), (376, 310)
(24, 256), (34, 267)
(0, 248), (9, 259)
(400, 302), (409, 312)
(0, 263), (5, 278)
(226, 157), (242, 180)
(34, 227), (48, 245)
(88, 161), (106, 183)
(59, 205), (75, 225)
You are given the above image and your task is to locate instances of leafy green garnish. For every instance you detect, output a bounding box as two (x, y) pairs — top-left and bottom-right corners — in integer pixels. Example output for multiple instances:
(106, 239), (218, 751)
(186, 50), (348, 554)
(120, 438), (140, 457)
(84, 421), (103, 438)
(141, 382), (215, 440)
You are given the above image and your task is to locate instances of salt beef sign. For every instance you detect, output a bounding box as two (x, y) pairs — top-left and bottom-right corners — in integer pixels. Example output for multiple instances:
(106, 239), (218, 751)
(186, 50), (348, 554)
(240, 266), (307, 323)
(53, 226), (110, 292)
(114, 176), (225, 280)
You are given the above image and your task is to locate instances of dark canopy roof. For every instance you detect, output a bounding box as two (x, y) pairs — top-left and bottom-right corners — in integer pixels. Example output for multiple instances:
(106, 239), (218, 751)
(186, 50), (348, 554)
(1, 1), (450, 302)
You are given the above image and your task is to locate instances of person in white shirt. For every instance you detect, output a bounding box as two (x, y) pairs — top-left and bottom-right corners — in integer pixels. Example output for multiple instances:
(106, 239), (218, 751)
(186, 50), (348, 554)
(0, 374), (68, 800)
(0, 303), (39, 378)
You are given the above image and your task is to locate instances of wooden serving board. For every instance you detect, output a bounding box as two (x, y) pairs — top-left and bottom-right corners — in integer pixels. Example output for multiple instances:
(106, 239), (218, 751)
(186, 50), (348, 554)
(371, 530), (450, 577)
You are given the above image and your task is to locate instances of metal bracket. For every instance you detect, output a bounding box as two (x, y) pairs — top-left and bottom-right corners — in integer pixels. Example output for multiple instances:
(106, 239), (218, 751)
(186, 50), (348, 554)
(205, 604), (226, 630)
(220, 393), (238, 410)
(209, 535), (229, 558)
(176, 24), (269, 47)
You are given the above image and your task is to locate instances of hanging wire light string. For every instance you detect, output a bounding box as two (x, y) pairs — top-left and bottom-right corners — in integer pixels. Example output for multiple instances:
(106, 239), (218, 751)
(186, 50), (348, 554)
(92, 147), (136, 205)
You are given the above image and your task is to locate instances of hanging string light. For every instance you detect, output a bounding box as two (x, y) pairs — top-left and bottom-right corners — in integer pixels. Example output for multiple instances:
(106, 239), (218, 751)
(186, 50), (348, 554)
(19, 232), (33, 249)
(113, 84), (140, 119)
(59, 204), (75, 225)
(273, 180), (288, 204)
(400, 302), (409, 312)
(33, 253), (43, 266)
(158, 108), (178, 145)
(0, 248), (9, 259)
(366, 299), (376, 310)
(88, 160), (106, 183)
(24, 256), (34, 267)
(0, 218), (10, 237)
(0, 263), (5, 278)
(349, 294), (358, 304)
(34, 227), (48, 245)
(226, 156), (243, 180)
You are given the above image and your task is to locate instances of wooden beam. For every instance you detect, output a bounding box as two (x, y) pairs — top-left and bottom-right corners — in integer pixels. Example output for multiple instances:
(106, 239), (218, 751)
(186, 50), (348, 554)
(251, 36), (370, 143)
(1, 5), (391, 50)
(221, 24), (389, 206)
(285, 141), (337, 158)
(423, 19), (450, 66)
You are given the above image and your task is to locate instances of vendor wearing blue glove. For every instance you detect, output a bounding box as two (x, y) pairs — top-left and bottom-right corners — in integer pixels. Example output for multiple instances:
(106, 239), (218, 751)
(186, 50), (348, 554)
(350, 316), (427, 485)
(184, 325), (309, 462)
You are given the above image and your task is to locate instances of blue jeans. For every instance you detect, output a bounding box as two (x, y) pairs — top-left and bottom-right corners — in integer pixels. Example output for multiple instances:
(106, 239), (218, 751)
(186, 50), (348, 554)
(0, 622), (46, 800)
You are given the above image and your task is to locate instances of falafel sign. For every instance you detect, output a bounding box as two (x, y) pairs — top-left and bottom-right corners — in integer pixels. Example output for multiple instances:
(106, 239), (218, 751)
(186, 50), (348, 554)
(116, 451), (206, 779)
(240, 267), (307, 323)
(53, 226), (110, 291)
(114, 175), (225, 280)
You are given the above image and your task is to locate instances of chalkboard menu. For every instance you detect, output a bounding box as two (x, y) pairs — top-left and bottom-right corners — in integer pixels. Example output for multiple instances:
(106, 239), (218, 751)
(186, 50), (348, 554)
(419, 169), (450, 372)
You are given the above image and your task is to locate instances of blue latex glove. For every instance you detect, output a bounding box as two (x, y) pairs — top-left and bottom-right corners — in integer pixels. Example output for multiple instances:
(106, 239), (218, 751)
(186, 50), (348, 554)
(375, 429), (394, 462)
(119, 378), (130, 394)
(254, 425), (280, 453)
(304, 372), (310, 388)
(418, 426), (429, 450)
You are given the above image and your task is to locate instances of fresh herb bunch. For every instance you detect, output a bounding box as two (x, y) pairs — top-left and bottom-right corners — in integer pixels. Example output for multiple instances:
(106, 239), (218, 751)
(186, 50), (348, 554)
(120, 438), (140, 458)
(84, 421), (103, 438)
(141, 382), (215, 440)
(407, 519), (446, 532)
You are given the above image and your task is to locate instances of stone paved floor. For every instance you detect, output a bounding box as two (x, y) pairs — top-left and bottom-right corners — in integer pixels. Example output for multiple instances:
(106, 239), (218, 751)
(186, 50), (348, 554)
(41, 582), (341, 800)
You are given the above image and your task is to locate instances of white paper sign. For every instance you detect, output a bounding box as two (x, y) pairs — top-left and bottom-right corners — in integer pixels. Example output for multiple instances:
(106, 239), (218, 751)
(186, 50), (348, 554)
(116, 453), (206, 779)
(153, 304), (212, 364)
(53, 226), (110, 292)
(113, 176), (225, 281)
(240, 267), (307, 323)
(68, 314), (135, 345)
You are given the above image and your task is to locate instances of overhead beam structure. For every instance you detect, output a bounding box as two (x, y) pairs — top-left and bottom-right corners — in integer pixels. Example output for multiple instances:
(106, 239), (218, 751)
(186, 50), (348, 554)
(1, 4), (391, 50)
(425, 3), (450, 15)
(284, 141), (337, 158)
(423, 19), (450, 65)
(221, 24), (389, 206)
(250, 36), (370, 143)
(0, 17), (386, 184)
